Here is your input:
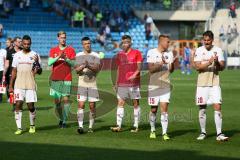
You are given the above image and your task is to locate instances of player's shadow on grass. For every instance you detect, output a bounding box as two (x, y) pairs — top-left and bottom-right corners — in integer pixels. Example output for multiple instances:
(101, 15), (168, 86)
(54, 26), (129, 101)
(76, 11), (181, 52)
(207, 129), (240, 138)
(168, 129), (197, 138)
(0, 141), (238, 160)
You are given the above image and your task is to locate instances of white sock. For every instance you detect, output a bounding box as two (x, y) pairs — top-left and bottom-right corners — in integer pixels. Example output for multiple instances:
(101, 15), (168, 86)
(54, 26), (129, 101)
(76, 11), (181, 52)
(133, 106), (141, 128)
(15, 110), (22, 129)
(77, 108), (84, 128)
(149, 112), (156, 132)
(214, 111), (222, 135)
(199, 108), (206, 133)
(89, 111), (95, 129)
(161, 112), (168, 135)
(29, 109), (36, 126)
(116, 106), (124, 128)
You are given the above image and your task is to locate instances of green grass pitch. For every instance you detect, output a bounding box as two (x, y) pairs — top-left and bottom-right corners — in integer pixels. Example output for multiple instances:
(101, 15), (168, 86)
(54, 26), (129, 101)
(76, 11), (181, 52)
(0, 69), (239, 160)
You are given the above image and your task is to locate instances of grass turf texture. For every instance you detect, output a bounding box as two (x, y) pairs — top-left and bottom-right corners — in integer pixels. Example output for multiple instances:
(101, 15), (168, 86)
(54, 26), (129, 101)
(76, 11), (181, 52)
(0, 70), (239, 160)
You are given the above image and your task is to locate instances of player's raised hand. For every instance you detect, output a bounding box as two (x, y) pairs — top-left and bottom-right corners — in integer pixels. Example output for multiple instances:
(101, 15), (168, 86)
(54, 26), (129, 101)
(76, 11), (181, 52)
(208, 56), (215, 64)
(162, 55), (168, 64)
(33, 54), (39, 62)
(214, 52), (218, 63)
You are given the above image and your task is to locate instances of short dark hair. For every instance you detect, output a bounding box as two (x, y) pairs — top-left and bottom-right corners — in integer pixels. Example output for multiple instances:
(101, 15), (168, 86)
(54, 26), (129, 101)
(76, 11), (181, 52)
(158, 34), (170, 40)
(203, 30), (214, 39)
(81, 36), (91, 42)
(14, 36), (21, 42)
(22, 35), (31, 42)
(121, 35), (131, 41)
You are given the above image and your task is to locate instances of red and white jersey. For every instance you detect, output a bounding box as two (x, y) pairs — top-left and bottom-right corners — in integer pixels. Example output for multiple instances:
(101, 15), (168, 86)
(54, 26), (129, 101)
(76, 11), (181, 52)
(116, 49), (143, 87)
(49, 46), (76, 81)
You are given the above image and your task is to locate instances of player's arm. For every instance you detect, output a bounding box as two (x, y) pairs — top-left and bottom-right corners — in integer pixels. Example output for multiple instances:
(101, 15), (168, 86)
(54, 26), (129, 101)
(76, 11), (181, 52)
(148, 62), (163, 73)
(169, 62), (174, 73)
(74, 62), (86, 73)
(65, 58), (75, 67)
(215, 60), (225, 71)
(48, 56), (59, 66)
(128, 62), (141, 81)
(194, 56), (215, 72)
(33, 54), (42, 75)
(86, 62), (100, 73)
(9, 67), (16, 93)
(169, 54), (177, 73)
(48, 49), (63, 66)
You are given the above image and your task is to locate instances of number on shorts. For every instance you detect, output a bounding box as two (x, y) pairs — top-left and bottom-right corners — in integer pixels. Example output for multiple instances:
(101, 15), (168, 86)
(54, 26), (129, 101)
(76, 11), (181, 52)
(14, 93), (19, 100)
(198, 97), (203, 103)
(149, 98), (155, 105)
(77, 94), (81, 99)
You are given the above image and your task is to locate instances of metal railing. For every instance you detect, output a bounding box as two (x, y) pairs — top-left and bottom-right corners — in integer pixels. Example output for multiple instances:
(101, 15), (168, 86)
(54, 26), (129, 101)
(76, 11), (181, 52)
(133, 0), (215, 11)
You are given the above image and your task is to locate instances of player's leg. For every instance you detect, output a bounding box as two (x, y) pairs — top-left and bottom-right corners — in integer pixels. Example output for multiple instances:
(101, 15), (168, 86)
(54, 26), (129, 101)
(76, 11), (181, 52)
(14, 89), (24, 135)
(26, 89), (37, 134)
(211, 86), (228, 141)
(88, 87), (99, 132)
(186, 62), (191, 75)
(111, 87), (127, 132)
(88, 102), (96, 132)
(77, 86), (87, 134)
(160, 102), (170, 140)
(50, 86), (63, 128)
(197, 105), (207, 140)
(130, 87), (141, 132)
(148, 87), (161, 138)
(131, 99), (140, 132)
(62, 96), (71, 128)
(77, 100), (85, 134)
(111, 98), (125, 132)
(27, 102), (36, 133)
(61, 81), (72, 128)
(196, 87), (208, 140)
(149, 105), (158, 139)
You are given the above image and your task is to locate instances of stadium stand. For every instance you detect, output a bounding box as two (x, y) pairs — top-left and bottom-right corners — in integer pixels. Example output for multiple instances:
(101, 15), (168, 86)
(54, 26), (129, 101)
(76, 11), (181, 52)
(0, 0), (157, 59)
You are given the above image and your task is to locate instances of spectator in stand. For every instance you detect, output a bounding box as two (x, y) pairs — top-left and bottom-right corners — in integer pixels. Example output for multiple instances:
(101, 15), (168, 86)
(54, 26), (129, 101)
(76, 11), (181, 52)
(109, 15), (117, 32)
(232, 23), (238, 35)
(105, 24), (111, 39)
(95, 9), (103, 28)
(0, 0), (3, 9)
(229, 2), (236, 18)
(84, 0), (92, 10)
(219, 25), (225, 41)
(163, 0), (171, 9)
(227, 25), (231, 38)
(215, 0), (221, 11)
(73, 9), (85, 27)
(145, 14), (153, 40)
(96, 30), (106, 46)
(192, 0), (197, 10)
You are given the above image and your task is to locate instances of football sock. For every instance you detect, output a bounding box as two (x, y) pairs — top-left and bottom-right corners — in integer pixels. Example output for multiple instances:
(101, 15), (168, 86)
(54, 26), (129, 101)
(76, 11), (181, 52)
(214, 111), (222, 135)
(161, 112), (168, 135)
(199, 108), (206, 133)
(116, 106), (124, 128)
